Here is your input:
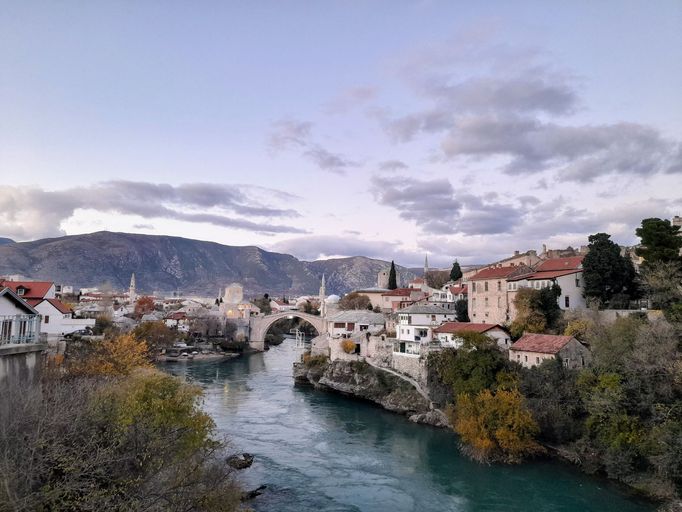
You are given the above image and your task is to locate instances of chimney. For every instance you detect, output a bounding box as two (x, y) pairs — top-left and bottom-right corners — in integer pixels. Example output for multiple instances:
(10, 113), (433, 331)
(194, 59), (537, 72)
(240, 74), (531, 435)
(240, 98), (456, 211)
(514, 250), (519, 256)
(542, 244), (547, 254)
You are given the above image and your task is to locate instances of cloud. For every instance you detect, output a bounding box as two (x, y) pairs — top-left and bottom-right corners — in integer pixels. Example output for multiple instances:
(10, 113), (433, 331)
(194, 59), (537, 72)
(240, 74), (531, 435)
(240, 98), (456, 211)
(370, 174), (525, 235)
(267, 118), (358, 173)
(325, 86), (377, 114)
(376, 38), (681, 182)
(0, 181), (307, 240)
(378, 160), (409, 171)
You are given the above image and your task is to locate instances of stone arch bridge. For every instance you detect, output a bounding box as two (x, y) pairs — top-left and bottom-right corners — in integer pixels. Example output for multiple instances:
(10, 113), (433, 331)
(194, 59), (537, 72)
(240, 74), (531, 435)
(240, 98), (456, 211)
(248, 311), (326, 351)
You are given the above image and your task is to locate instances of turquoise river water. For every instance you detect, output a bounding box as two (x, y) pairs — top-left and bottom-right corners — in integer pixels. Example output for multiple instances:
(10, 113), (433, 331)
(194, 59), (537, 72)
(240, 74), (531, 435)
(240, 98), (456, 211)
(163, 343), (656, 512)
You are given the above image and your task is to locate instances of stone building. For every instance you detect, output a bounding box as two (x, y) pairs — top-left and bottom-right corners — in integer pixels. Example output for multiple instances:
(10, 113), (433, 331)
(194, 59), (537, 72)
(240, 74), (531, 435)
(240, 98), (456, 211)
(467, 264), (533, 324)
(509, 333), (591, 369)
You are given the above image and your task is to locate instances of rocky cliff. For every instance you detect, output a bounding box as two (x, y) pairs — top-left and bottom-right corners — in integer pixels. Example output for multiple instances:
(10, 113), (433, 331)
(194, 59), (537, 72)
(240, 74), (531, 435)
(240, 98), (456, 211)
(294, 359), (437, 420)
(0, 231), (415, 296)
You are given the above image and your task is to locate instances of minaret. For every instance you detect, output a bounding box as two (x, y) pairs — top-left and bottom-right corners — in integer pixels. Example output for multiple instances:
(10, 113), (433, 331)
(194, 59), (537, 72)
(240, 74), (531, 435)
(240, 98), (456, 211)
(424, 254), (429, 277)
(129, 273), (137, 304)
(319, 274), (327, 318)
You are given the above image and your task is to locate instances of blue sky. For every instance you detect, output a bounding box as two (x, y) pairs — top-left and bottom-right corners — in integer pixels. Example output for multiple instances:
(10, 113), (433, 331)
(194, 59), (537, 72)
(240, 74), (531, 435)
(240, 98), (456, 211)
(1, 1), (681, 266)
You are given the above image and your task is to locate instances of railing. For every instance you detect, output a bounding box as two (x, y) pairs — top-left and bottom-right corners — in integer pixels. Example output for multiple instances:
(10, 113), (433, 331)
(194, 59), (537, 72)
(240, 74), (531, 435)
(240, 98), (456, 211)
(0, 314), (41, 345)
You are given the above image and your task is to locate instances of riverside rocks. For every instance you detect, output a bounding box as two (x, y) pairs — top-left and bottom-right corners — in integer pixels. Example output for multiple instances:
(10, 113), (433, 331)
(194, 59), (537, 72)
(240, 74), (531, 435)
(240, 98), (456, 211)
(295, 359), (433, 418)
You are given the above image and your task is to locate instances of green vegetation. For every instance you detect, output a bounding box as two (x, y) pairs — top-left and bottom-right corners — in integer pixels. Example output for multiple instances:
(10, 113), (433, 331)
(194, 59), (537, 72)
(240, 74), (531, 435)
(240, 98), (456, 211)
(0, 334), (242, 511)
(388, 260), (397, 290)
(338, 291), (371, 310)
(510, 284), (562, 337)
(635, 217), (682, 267)
(450, 260), (463, 282)
(251, 293), (272, 314)
(582, 233), (639, 307)
(454, 298), (469, 322)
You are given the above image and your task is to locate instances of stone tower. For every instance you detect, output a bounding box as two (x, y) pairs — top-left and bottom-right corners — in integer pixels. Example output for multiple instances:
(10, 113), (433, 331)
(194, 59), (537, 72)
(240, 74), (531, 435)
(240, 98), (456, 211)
(377, 269), (389, 289)
(224, 283), (244, 304)
(129, 273), (137, 304)
(319, 274), (327, 318)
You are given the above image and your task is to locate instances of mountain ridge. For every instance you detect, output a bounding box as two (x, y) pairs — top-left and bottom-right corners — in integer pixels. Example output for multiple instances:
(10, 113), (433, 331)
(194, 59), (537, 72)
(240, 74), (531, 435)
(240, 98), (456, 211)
(0, 231), (416, 296)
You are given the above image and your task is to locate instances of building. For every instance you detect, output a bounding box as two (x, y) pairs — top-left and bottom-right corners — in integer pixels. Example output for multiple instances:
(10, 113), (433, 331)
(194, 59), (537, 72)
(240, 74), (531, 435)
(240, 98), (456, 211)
(0, 287), (42, 345)
(433, 322), (512, 349)
(0, 280), (93, 339)
(377, 269), (390, 289)
(467, 265), (533, 324)
(509, 333), (591, 369)
(380, 287), (427, 312)
(508, 256), (586, 312)
(327, 310), (385, 338)
(395, 303), (455, 354)
(355, 287), (389, 310)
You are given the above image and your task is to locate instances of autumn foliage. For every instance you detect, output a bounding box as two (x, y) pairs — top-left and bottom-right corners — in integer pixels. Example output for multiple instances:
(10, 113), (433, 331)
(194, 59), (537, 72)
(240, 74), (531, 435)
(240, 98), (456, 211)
(134, 295), (156, 319)
(341, 339), (357, 354)
(450, 388), (543, 463)
(69, 334), (151, 377)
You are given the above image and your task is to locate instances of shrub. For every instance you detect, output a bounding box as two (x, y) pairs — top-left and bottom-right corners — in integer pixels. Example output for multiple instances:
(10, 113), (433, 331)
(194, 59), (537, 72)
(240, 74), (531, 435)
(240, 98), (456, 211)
(302, 353), (328, 368)
(341, 339), (356, 354)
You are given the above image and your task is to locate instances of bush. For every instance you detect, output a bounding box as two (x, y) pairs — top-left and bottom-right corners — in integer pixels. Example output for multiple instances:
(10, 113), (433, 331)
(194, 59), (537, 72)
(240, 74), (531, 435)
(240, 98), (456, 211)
(302, 353), (328, 368)
(341, 339), (356, 354)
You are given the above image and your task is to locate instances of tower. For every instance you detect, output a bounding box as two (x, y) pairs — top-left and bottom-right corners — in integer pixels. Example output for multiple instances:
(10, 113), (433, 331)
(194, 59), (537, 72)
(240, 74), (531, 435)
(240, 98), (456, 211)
(319, 274), (327, 318)
(424, 254), (429, 277)
(129, 273), (137, 304)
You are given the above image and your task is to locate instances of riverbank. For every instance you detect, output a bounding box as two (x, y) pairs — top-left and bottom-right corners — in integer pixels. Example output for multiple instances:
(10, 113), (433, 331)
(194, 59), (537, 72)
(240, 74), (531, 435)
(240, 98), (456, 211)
(293, 355), (672, 510)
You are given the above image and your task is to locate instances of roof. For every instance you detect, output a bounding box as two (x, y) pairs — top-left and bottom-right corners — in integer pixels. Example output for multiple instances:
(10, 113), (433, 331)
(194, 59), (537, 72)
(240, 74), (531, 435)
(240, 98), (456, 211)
(510, 333), (577, 354)
(449, 284), (468, 295)
(410, 278), (425, 284)
(26, 298), (72, 314)
(397, 304), (452, 315)
(165, 311), (187, 320)
(433, 322), (508, 335)
(535, 256), (584, 272)
(355, 287), (390, 293)
(0, 287), (39, 314)
(328, 310), (385, 324)
(0, 280), (54, 299)
(469, 265), (533, 281)
(526, 269), (582, 280)
(382, 288), (413, 297)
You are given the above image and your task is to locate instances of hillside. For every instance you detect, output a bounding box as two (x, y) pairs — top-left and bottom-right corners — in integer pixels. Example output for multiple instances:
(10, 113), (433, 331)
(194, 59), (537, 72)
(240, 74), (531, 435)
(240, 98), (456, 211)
(0, 231), (415, 296)
(0, 238), (14, 246)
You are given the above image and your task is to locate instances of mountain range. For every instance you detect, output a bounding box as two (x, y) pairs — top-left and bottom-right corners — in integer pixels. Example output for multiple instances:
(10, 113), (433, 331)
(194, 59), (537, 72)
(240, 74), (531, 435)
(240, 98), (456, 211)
(0, 231), (416, 296)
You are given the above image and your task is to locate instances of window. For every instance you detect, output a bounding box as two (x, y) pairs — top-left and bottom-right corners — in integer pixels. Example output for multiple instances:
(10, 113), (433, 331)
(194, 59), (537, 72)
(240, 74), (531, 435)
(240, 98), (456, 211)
(536, 357), (540, 364)
(44, 315), (50, 324)
(524, 355), (528, 362)
(563, 358), (570, 367)
(497, 297), (501, 307)
(17, 288), (25, 296)
(516, 354), (520, 360)
(564, 296), (570, 308)
(484, 281), (489, 292)
(484, 297), (488, 306)
(471, 282), (476, 292)
(497, 281), (501, 291)
(575, 278), (580, 288)
(334, 322), (344, 328)
(472, 298), (476, 308)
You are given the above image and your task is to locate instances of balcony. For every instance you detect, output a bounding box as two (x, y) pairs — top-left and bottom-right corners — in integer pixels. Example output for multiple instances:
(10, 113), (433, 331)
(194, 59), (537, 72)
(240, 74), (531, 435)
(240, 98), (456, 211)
(0, 315), (41, 345)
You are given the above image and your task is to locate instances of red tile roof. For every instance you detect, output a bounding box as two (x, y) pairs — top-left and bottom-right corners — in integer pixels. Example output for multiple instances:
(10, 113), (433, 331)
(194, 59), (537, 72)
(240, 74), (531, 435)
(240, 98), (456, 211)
(433, 322), (508, 335)
(469, 265), (533, 281)
(535, 256), (584, 272)
(527, 269), (582, 280)
(449, 284), (468, 295)
(382, 288), (413, 297)
(510, 333), (576, 354)
(0, 280), (54, 299)
(165, 311), (187, 320)
(25, 298), (73, 314)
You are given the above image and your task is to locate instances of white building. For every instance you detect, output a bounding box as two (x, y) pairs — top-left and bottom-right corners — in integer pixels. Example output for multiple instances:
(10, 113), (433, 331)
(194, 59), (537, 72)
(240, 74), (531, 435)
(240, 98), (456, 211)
(327, 310), (385, 338)
(395, 304), (455, 355)
(433, 322), (512, 349)
(0, 287), (41, 345)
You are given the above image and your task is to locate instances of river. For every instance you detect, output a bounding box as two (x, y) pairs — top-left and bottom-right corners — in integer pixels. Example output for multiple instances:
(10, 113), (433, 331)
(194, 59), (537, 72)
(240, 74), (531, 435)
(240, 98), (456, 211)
(162, 343), (655, 512)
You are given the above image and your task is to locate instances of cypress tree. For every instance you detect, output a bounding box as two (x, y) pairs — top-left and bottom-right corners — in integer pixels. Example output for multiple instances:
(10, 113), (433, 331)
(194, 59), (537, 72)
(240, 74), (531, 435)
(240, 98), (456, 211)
(388, 261), (398, 290)
(450, 260), (463, 281)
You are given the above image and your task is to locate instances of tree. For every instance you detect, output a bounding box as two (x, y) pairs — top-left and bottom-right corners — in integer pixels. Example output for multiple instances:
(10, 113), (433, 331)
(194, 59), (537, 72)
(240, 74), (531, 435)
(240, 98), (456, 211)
(388, 261), (398, 290)
(69, 334), (152, 377)
(132, 320), (176, 353)
(455, 298), (469, 322)
(582, 233), (639, 305)
(338, 291), (371, 310)
(425, 270), (450, 289)
(251, 294), (272, 314)
(640, 261), (682, 310)
(450, 388), (543, 463)
(635, 217), (682, 267)
(134, 296), (156, 319)
(450, 260), (463, 282)
(510, 285), (562, 337)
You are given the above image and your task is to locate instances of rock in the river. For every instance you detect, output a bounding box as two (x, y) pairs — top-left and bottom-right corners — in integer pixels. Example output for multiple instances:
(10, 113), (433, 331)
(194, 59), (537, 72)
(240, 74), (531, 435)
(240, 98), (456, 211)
(227, 452), (254, 470)
(409, 409), (450, 428)
(241, 484), (267, 501)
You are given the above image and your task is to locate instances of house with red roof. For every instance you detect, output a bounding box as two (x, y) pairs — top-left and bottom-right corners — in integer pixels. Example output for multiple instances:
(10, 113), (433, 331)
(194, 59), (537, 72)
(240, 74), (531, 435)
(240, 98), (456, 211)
(380, 287), (426, 313)
(0, 280), (94, 339)
(467, 264), (534, 325)
(508, 256), (586, 312)
(509, 333), (591, 369)
(0, 287), (42, 345)
(433, 322), (511, 349)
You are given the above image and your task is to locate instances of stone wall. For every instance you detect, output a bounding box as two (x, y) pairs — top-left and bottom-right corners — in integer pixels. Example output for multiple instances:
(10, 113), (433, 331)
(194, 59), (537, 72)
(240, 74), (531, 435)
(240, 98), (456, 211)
(0, 343), (47, 384)
(391, 352), (427, 388)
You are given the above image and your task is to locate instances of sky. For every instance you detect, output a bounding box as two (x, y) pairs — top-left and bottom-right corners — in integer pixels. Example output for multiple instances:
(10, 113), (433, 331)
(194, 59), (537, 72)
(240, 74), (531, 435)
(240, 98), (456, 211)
(1, 1), (681, 267)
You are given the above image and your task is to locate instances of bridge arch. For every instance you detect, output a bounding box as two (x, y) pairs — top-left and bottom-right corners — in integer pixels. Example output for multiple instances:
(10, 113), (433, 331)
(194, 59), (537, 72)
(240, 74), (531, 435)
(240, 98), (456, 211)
(249, 311), (326, 350)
